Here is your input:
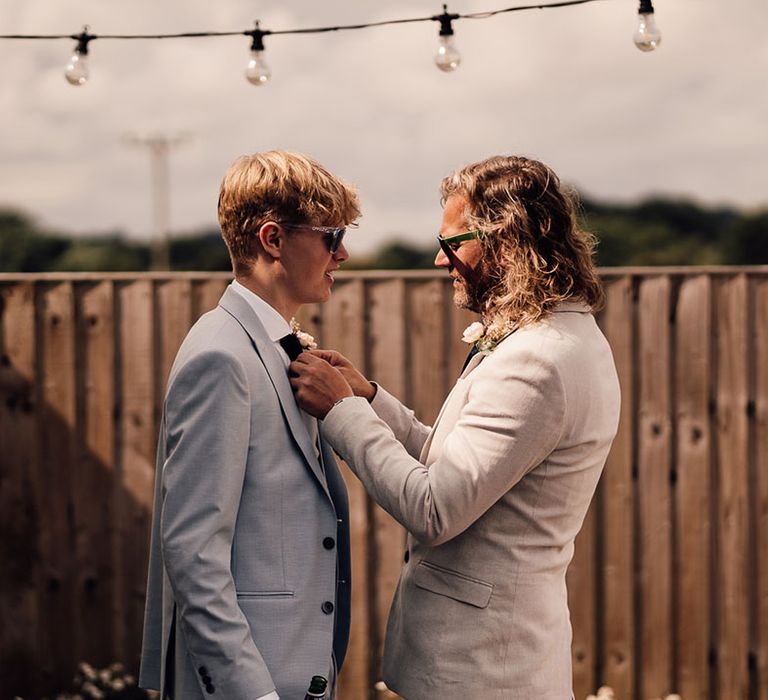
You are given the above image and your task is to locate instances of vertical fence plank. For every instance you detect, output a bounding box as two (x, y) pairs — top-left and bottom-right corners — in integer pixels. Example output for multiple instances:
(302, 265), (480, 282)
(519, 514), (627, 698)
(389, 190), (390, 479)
(715, 275), (751, 698)
(568, 501), (597, 700)
(637, 275), (673, 698)
(407, 279), (447, 424)
(674, 275), (712, 700)
(368, 278), (408, 698)
(39, 281), (79, 687)
(597, 276), (635, 700)
(755, 277), (768, 700)
(117, 280), (157, 669)
(193, 277), (229, 319)
(156, 278), (193, 399)
(0, 282), (40, 697)
(77, 281), (117, 668)
(323, 279), (371, 700)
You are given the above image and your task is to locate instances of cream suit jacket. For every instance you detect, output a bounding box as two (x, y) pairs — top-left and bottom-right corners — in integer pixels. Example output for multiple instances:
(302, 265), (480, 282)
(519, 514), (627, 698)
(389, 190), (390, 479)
(139, 287), (351, 699)
(322, 301), (620, 699)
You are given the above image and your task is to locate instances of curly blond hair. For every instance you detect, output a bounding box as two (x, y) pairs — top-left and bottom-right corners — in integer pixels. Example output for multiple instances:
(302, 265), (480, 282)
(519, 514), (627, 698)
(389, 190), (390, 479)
(440, 155), (603, 338)
(218, 150), (360, 274)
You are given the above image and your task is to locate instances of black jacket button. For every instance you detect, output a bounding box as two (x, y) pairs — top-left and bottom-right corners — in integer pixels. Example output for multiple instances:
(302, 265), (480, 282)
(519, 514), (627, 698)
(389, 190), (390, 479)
(322, 601), (335, 614)
(205, 683), (215, 694)
(404, 550), (410, 563)
(198, 666), (208, 676)
(323, 537), (335, 550)
(202, 675), (212, 684)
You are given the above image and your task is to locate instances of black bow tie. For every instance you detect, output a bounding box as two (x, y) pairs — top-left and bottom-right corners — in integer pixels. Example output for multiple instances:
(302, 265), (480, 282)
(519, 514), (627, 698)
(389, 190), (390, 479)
(279, 333), (304, 361)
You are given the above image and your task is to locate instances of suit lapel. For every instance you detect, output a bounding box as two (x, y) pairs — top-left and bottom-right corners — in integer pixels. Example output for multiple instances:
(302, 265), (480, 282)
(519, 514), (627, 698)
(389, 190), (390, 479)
(218, 287), (331, 500)
(418, 351), (487, 462)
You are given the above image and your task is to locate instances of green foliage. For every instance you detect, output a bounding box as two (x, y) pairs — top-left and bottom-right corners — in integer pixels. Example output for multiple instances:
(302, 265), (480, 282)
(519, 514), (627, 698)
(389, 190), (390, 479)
(579, 197), (740, 267)
(1, 197), (766, 273)
(0, 211), (69, 272)
(170, 231), (231, 271)
(346, 241), (437, 270)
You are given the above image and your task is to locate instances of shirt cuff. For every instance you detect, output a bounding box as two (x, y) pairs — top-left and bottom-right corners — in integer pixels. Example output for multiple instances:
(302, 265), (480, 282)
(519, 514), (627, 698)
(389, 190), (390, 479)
(254, 692), (279, 700)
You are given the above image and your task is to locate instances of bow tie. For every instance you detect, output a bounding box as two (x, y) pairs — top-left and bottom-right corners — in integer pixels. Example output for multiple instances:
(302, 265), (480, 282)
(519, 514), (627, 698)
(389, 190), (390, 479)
(279, 333), (304, 361)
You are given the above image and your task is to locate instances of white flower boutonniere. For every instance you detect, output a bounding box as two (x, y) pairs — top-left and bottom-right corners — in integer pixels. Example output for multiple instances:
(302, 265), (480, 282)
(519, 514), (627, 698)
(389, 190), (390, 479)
(289, 318), (318, 350)
(461, 320), (511, 355)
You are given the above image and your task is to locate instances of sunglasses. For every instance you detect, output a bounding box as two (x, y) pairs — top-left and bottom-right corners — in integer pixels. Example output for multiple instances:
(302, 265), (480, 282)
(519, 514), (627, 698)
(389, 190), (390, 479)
(437, 229), (484, 258)
(282, 223), (348, 254)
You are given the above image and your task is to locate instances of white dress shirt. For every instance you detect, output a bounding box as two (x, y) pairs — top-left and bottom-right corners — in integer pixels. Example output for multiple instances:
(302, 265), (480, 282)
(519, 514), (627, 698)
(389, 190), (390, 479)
(230, 280), (320, 457)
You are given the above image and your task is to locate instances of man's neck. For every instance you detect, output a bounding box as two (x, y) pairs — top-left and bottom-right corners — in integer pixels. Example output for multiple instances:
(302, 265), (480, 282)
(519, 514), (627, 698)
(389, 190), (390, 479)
(234, 273), (298, 322)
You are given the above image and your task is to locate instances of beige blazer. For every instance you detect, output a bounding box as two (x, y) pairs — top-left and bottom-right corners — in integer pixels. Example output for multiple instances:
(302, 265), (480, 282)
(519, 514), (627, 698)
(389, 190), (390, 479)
(322, 301), (620, 699)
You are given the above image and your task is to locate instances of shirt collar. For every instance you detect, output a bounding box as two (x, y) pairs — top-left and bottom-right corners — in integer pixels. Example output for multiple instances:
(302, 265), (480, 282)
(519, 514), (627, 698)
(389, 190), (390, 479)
(230, 280), (292, 342)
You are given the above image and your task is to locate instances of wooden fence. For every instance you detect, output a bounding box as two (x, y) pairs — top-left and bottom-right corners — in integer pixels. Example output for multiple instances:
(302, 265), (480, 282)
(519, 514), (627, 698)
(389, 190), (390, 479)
(1, 268), (767, 700)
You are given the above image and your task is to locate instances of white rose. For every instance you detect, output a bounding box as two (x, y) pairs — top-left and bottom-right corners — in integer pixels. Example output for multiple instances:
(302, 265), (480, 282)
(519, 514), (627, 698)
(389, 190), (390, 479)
(296, 331), (317, 350)
(461, 321), (485, 344)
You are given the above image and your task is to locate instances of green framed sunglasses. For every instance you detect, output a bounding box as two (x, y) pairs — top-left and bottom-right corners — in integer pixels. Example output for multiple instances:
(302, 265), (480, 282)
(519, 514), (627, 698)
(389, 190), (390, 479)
(437, 229), (484, 257)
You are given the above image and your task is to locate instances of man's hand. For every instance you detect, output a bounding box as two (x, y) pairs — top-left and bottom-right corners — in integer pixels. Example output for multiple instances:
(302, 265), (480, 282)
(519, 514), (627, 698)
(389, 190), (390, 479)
(289, 353), (354, 419)
(306, 349), (377, 402)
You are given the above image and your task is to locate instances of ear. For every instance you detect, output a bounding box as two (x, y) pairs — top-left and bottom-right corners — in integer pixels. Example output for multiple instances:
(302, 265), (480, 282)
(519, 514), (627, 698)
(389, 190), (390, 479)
(257, 222), (283, 259)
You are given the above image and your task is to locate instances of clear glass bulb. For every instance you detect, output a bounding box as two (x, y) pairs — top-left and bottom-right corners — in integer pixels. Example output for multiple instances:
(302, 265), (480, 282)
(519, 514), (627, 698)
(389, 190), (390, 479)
(64, 51), (89, 86)
(633, 12), (661, 51)
(245, 50), (271, 85)
(435, 35), (461, 72)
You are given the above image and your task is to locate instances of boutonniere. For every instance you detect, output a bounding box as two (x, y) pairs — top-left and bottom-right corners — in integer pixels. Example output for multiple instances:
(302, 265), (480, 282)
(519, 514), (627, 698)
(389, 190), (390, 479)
(461, 320), (513, 355)
(289, 318), (318, 351)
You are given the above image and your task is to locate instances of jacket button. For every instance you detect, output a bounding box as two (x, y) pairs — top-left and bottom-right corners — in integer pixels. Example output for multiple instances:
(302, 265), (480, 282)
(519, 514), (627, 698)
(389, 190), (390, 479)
(198, 666), (208, 676)
(205, 683), (215, 694)
(404, 550), (410, 563)
(323, 537), (335, 550)
(322, 601), (335, 614)
(202, 675), (212, 684)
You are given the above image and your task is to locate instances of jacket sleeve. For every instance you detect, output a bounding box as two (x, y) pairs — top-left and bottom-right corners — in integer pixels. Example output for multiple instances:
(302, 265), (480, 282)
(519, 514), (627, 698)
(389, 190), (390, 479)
(368, 384), (432, 459)
(322, 346), (566, 546)
(160, 349), (277, 699)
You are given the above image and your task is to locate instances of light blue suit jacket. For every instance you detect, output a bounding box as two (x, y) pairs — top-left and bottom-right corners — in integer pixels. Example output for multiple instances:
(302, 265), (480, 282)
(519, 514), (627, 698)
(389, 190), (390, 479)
(139, 287), (351, 699)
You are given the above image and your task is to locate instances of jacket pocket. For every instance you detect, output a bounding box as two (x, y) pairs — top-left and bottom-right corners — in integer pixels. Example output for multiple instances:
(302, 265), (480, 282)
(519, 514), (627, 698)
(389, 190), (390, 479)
(413, 560), (493, 609)
(235, 590), (294, 599)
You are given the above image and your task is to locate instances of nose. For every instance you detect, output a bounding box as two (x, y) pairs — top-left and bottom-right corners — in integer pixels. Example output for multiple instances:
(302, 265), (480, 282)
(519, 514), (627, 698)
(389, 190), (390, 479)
(435, 247), (451, 269)
(334, 241), (350, 263)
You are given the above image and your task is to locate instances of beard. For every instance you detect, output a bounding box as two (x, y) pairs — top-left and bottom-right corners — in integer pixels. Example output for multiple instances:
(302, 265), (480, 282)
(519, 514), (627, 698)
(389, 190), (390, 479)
(451, 270), (494, 313)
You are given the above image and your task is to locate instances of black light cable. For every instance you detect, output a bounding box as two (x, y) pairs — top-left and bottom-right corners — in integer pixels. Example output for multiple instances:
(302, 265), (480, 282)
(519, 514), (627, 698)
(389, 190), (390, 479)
(0, 0), (660, 88)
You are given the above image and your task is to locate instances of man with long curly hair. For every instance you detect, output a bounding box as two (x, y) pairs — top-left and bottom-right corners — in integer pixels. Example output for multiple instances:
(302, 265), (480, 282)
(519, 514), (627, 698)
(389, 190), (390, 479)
(290, 155), (621, 699)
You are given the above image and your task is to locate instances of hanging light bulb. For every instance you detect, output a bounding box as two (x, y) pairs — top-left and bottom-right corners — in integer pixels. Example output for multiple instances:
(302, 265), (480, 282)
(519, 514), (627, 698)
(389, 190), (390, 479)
(634, 0), (661, 52)
(434, 4), (461, 72)
(65, 27), (92, 86)
(245, 21), (271, 86)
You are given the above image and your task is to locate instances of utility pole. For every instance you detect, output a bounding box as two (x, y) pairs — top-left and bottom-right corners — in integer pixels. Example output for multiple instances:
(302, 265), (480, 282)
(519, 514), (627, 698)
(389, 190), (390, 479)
(124, 132), (189, 270)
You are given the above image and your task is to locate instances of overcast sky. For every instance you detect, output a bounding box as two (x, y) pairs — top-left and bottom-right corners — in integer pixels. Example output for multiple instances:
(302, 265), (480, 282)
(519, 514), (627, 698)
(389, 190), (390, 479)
(1, 0), (765, 255)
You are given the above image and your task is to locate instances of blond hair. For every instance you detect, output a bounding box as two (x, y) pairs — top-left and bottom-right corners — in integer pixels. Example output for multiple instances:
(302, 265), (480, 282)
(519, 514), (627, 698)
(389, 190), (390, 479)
(441, 155), (603, 338)
(218, 150), (360, 273)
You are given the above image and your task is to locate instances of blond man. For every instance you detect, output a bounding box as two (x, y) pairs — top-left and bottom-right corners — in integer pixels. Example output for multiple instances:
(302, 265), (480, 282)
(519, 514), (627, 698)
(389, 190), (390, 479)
(291, 155), (621, 699)
(140, 151), (359, 700)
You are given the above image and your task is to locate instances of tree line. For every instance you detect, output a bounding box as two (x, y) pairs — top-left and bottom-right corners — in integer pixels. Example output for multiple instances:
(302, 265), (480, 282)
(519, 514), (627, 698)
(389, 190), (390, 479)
(1, 196), (766, 273)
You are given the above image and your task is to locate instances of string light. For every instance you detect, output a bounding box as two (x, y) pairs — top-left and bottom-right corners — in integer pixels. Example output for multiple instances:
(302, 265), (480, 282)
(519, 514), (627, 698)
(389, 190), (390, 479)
(434, 5), (461, 72)
(244, 21), (271, 85)
(0, 0), (662, 88)
(634, 0), (661, 52)
(64, 27), (92, 86)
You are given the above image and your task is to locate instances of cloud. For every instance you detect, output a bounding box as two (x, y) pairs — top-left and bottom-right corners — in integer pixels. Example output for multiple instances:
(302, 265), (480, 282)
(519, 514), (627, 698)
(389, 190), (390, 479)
(0, 0), (765, 254)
